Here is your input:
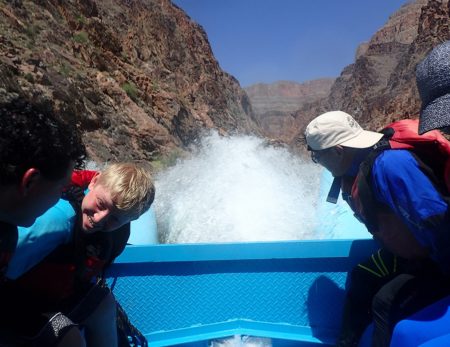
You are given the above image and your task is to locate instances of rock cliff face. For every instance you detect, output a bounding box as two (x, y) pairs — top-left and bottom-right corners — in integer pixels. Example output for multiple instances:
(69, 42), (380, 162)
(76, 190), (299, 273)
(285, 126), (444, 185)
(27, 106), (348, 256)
(292, 0), (450, 151)
(3, 0), (448, 161)
(244, 79), (334, 142)
(0, 0), (259, 163)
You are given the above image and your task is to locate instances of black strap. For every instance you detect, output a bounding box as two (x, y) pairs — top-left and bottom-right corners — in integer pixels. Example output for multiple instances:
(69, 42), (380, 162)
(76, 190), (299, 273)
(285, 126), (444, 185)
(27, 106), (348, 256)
(326, 176), (342, 204)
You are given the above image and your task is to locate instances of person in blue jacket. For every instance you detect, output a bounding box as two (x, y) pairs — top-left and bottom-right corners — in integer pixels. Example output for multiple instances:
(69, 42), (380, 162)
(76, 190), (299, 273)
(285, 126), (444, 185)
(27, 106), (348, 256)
(0, 97), (87, 347)
(2, 163), (155, 347)
(305, 111), (450, 347)
(0, 97), (86, 275)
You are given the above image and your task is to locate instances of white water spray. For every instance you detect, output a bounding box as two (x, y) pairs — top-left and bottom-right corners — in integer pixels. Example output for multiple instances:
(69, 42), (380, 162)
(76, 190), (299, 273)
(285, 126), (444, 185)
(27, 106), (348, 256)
(210, 335), (272, 347)
(154, 132), (328, 243)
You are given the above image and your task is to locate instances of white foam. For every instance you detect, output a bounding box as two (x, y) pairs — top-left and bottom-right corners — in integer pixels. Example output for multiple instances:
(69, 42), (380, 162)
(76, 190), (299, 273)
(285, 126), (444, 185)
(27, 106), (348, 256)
(154, 132), (322, 243)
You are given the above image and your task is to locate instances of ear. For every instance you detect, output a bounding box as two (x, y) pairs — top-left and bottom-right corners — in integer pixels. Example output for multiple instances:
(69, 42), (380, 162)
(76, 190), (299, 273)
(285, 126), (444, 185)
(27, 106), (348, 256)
(88, 172), (101, 190)
(20, 168), (41, 195)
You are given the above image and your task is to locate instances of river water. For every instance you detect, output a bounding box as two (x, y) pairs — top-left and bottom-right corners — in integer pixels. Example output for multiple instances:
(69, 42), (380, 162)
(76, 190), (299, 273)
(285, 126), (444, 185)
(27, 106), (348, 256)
(153, 132), (366, 243)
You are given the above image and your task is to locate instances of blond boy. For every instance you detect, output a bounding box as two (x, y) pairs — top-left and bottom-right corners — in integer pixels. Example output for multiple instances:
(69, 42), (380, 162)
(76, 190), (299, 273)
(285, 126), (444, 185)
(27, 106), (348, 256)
(4, 163), (155, 347)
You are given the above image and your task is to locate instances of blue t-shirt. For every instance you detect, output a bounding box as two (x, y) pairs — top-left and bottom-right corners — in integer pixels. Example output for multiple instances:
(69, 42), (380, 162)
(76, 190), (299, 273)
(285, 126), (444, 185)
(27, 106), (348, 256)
(6, 198), (76, 280)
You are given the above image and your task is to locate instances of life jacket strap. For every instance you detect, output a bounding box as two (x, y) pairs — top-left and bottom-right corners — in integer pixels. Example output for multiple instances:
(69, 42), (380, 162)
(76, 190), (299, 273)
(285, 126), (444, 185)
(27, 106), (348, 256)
(326, 176), (342, 204)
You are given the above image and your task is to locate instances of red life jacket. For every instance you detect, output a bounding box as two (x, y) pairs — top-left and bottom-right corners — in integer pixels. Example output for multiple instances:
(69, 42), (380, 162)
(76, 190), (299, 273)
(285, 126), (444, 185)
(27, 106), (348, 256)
(70, 170), (97, 189)
(349, 119), (450, 233)
(10, 170), (130, 308)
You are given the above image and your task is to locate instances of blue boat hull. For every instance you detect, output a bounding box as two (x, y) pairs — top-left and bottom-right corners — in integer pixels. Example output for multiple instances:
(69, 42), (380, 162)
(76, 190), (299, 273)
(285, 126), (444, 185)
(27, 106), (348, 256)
(106, 239), (379, 346)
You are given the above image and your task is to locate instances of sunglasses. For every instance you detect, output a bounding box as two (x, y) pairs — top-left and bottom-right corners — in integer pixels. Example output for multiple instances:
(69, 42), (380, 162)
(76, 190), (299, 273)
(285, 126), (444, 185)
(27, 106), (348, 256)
(307, 146), (332, 164)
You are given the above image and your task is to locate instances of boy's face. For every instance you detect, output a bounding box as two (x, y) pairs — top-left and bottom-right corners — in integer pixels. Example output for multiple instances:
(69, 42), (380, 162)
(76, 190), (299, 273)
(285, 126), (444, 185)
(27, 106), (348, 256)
(81, 175), (131, 233)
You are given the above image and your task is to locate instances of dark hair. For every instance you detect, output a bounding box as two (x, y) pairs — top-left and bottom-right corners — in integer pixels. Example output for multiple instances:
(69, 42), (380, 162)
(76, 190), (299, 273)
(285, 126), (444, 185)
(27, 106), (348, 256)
(0, 98), (86, 185)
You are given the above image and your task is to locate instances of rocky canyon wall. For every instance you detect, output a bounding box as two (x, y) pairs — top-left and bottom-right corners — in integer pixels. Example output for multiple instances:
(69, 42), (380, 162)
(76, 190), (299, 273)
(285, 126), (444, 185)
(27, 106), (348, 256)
(0, 0), (260, 163)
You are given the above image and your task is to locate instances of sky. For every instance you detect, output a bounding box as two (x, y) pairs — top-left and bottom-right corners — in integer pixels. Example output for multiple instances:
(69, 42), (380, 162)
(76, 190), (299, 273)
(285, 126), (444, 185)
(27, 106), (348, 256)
(173, 0), (409, 87)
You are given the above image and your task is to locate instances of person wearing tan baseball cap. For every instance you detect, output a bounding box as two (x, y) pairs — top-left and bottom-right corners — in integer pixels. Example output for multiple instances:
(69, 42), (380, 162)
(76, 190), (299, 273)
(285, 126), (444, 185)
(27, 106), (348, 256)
(304, 111), (450, 347)
(305, 110), (383, 178)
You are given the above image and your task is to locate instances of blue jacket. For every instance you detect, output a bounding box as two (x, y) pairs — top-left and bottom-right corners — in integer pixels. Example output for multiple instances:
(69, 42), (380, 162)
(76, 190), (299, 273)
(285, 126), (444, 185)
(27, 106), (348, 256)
(6, 199), (76, 280)
(351, 149), (450, 271)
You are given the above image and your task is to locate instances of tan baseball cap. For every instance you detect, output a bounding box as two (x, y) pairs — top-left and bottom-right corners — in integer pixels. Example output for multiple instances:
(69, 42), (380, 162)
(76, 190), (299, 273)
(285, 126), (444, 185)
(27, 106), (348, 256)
(305, 111), (383, 150)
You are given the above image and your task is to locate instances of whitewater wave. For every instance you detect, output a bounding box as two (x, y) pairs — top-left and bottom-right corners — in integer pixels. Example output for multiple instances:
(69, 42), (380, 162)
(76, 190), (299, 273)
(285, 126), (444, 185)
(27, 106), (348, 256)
(154, 132), (322, 243)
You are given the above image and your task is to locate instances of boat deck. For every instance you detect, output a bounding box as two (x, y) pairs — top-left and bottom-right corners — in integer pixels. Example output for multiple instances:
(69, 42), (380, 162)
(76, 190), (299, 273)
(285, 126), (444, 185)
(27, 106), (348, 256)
(106, 239), (378, 346)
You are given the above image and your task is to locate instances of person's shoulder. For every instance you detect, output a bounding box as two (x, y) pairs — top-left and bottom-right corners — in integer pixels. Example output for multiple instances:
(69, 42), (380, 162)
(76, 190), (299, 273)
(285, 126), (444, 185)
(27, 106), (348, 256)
(16, 198), (77, 248)
(35, 198), (77, 227)
(370, 150), (423, 198)
(373, 149), (417, 171)
(371, 150), (421, 183)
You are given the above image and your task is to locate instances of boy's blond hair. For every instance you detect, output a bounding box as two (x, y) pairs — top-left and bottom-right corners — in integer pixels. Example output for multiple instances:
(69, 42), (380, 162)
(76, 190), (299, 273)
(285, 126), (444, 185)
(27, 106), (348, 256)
(95, 163), (155, 219)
